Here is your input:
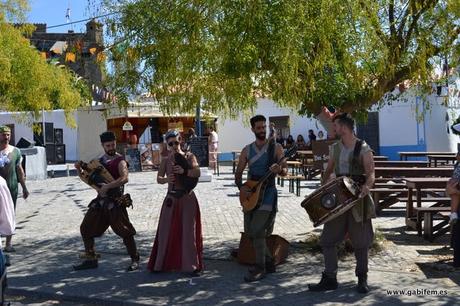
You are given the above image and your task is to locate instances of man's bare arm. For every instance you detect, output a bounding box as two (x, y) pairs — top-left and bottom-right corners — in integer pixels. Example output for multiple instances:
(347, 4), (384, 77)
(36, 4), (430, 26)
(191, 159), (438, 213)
(275, 143), (288, 176)
(359, 151), (375, 197)
(17, 163), (29, 199)
(186, 154), (201, 178)
(234, 147), (248, 190)
(322, 158), (335, 185)
(103, 160), (129, 189)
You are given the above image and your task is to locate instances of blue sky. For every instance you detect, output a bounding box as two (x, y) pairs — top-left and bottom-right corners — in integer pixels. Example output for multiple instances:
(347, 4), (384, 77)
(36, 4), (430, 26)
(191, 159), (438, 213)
(27, 0), (100, 33)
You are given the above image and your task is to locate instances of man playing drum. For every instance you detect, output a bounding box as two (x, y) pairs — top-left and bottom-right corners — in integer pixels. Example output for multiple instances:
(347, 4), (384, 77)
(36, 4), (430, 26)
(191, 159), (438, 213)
(235, 115), (288, 282)
(308, 113), (376, 293)
(73, 131), (140, 272)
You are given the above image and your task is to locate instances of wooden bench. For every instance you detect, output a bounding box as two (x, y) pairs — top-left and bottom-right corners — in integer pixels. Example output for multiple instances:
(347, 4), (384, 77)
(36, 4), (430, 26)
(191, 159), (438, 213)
(427, 154), (457, 167)
(279, 174), (305, 196)
(375, 167), (453, 178)
(372, 188), (447, 213)
(302, 164), (322, 180)
(399, 151), (455, 161)
(373, 182), (407, 188)
(413, 206), (451, 241)
(397, 197), (450, 203)
(374, 161), (430, 168)
(371, 188), (408, 212)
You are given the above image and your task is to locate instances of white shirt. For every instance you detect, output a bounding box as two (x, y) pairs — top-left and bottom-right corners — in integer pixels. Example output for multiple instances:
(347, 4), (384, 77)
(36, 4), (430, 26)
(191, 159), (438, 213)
(210, 131), (219, 143)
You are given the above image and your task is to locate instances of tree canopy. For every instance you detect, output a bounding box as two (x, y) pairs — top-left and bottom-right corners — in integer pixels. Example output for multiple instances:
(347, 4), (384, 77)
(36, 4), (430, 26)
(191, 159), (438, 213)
(0, 0), (90, 124)
(101, 0), (460, 117)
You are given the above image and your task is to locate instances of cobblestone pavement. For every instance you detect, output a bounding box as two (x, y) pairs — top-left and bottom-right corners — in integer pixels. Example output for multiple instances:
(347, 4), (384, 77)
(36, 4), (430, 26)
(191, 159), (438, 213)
(3, 166), (460, 305)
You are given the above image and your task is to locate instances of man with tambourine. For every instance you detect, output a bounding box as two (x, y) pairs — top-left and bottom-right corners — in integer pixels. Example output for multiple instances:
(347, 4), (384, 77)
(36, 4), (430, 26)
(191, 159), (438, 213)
(308, 113), (376, 294)
(73, 131), (140, 272)
(235, 115), (288, 282)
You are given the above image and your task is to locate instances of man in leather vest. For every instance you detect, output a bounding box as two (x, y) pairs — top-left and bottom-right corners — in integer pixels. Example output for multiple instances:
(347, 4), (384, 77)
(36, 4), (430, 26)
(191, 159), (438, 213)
(235, 115), (288, 282)
(308, 113), (376, 293)
(73, 131), (140, 272)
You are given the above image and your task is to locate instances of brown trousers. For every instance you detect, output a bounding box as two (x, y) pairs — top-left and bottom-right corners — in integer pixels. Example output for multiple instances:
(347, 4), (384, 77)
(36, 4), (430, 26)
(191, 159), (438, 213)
(80, 202), (138, 260)
(320, 210), (374, 277)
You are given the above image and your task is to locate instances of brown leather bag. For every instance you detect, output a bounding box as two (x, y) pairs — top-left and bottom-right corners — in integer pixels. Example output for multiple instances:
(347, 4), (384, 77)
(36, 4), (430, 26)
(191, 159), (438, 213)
(237, 232), (290, 266)
(115, 193), (133, 208)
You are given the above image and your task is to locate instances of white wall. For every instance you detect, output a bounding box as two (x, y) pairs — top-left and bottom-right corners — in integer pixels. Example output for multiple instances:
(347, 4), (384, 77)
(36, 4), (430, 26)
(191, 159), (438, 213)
(0, 110), (78, 161)
(378, 97), (420, 147)
(424, 98), (455, 152)
(77, 109), (106, 162)
(217, 98), (319, 152)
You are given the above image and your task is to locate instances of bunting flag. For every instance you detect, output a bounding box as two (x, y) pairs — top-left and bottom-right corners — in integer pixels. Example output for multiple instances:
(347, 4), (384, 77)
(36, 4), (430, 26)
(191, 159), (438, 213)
(65, 52), (76, 63)
(96, 52), (106, 63)
(75, 39), (83, 53)
(50, 41), (68, 54)
(40, 52), (47, 59)
(89, 47), (97, 55)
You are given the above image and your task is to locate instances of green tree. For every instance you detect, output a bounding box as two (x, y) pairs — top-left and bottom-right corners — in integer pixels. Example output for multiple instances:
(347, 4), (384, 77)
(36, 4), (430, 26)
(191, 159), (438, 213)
(0, 1), (91, 125)
(102, 0), (460, 118)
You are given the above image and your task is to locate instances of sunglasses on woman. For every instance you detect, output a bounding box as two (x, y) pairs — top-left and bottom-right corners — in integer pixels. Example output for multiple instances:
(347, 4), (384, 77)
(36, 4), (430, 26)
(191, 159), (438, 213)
(168, 141), (180, 146)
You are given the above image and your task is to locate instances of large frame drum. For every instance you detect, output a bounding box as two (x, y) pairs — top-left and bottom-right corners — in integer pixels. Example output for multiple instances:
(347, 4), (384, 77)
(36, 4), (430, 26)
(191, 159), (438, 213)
(301, 177), (361, 227)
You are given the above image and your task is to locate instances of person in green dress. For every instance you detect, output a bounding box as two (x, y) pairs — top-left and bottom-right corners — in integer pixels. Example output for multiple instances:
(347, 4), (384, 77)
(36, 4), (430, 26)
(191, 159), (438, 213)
(0, 126), (29, 252)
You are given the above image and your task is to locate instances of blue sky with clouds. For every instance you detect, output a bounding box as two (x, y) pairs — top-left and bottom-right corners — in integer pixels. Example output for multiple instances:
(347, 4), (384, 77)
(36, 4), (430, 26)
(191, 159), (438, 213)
(27, 0), (98, 33)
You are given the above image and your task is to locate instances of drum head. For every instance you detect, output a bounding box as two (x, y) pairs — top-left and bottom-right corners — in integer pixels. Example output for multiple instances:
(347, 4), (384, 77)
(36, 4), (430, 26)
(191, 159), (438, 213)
(343, 177), (359, 196)
(320, 193), (336, 210)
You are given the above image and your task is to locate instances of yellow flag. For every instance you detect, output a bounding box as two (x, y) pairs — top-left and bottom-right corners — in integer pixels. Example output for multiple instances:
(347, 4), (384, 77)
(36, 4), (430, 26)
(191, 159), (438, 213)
(96, 52), (106, 63)
(40, 52), (47, 59)
(89, 47), (97, 55)
(65, 52), (76, 63)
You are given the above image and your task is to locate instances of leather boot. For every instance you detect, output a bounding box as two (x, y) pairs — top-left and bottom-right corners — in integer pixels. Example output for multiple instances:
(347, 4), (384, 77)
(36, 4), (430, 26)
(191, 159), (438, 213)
(73, 259), (98, 271)
(244, 265), (266, 282)
(356, 274), (370, 293)
(265, 260), (276, 273)
(127, 254), (140, 272)
(308, 272), (338, 291)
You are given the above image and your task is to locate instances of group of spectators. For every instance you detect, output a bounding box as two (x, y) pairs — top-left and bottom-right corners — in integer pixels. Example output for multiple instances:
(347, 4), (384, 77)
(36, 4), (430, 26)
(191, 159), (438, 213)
(275, 129), (325, 150)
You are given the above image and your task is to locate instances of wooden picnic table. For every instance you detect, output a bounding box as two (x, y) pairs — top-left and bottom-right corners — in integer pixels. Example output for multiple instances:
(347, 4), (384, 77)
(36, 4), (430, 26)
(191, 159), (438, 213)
(427, 154), (457, 167)
(297, 150), (313, 155)
(405, 177), (450, 230)
(286, 160), (302, 174)
(297, 150), (314, 164)
(399, 151), (455, 161)
(373, 156), (389, 161)
(374, 161), (429, 168)
(375, 167), (453, 178)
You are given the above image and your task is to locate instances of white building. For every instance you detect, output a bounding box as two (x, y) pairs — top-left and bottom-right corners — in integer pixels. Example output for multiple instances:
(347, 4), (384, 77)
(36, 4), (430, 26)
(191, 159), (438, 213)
(216, 80), (460, 160)
(0, 110), (79, 161)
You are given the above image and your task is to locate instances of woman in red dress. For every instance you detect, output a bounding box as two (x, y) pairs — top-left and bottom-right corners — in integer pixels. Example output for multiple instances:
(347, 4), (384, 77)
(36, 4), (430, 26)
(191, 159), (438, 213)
(147, 130), (203, 275)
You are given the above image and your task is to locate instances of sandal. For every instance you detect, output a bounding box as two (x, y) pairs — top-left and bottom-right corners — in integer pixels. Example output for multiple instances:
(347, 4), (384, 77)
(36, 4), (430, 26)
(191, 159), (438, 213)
(127, 260), (139, 272)
(4, 246), (16, 252)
